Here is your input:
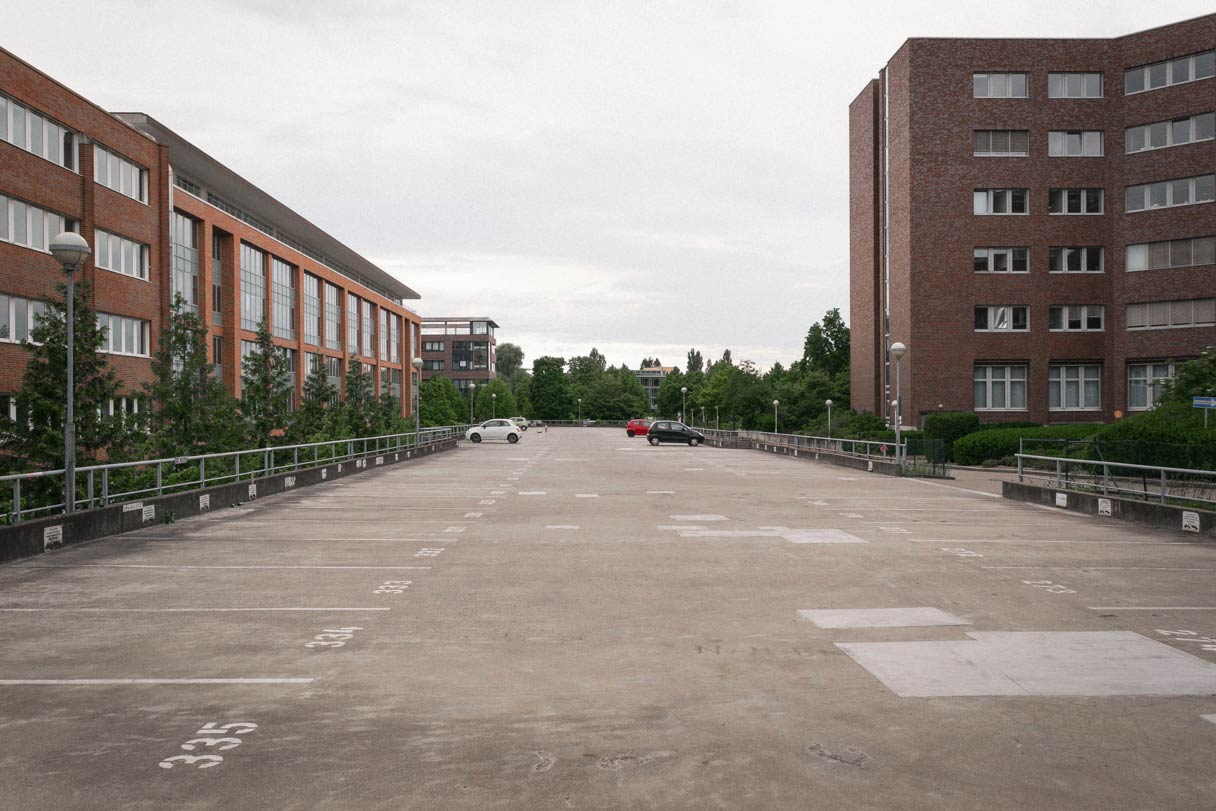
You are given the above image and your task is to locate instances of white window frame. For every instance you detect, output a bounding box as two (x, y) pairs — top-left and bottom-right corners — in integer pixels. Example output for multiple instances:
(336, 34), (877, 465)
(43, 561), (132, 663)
(974, 247), (1029, 274)
(1126, 299), (1216, 330)
(96, 312), (150, 357)
(1047, 130), (1103, 157)
(1048, 304), (1105, 332)
(1125, 51), (1216, 95)
(1048, 72), (1103, 98)
(0, 92), (78, 171)
(1049, 246), (1104, 274)
(1125, 175), (1216, 213)
(973, 73), (1029, 98)
(1127, 363), (1177, 411)
(1125, 113), (1215, 154)
(973, 188), (1029, 215)
(0, 194), (76, 254)
(1049, 365), (1102, 411)
(94, 228), (151, 281)
(93, 143), (149, 204)
(973, 130), (1030, 157)
(0, 294), (46, 344)
(1049, 188), (1104, 215)
(974, 364), (1028, 411)
(974, 305), (1030, 332)
(1126, 236), (1215, 272)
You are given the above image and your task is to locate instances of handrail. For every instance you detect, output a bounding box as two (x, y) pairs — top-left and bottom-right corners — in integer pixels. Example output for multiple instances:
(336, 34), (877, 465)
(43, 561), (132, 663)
(727, 429), (906, 468)
(1015, 452), (1216, 508)
(1, 425), (472, 524)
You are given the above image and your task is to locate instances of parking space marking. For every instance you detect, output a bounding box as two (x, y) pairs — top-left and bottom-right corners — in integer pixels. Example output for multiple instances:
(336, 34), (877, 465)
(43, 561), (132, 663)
(519, 491), (547, 495)
(907, 539), (1201, 545)
(670, 515), (726, 521)
(575, 493), (599, 498)
(18, 564), (433, 570)
(546, 525), (580, 530)
(983, 566), (1216, 572)
(646, 490), (676, 494)
(0, 607), (392, 613)
(1087, 607), (1216, 611)
(0, 679), (312, 685)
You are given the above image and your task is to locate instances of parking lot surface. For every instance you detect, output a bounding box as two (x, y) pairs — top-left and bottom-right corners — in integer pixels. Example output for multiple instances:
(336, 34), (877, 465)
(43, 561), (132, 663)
(1, 428), (1214, 809)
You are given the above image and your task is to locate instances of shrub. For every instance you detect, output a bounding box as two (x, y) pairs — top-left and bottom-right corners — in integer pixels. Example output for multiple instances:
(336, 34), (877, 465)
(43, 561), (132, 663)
(952, 424), (1100, 466)
(1086, 402), (1216, 469)
(922, 412), (980, 461)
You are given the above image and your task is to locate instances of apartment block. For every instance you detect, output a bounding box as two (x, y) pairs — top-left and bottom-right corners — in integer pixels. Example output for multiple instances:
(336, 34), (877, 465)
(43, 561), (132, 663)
(850, 14), (1216, 427)
(419, 317), (498, 395)
(0, 47), (422, 428)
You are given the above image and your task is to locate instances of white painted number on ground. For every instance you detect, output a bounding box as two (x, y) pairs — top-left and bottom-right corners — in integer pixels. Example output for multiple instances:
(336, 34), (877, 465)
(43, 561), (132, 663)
(940, 547), (984, 557)
(1022, 579), (1076, 594)
(414, 548), (445, 558)
(1156, 629), (1216, 652)
(159, 722), (257, 769)
(305, 627), (363, 649)
(374, 580), (412, 594)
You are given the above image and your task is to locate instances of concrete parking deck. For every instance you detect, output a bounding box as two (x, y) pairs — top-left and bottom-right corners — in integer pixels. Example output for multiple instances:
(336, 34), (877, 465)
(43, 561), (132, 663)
(1, 428), (1214, 809)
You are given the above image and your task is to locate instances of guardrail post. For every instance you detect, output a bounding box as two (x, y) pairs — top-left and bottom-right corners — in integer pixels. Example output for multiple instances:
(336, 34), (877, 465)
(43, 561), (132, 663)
(235, 454), (240, 481)
(264, 450), (270, 477)
(1017, 454), (1023, 482)
(200, 458), (206, 490)
(11, 479), (20, 523)
(1102, 464), (1109, 496)
(102, 469), (109, 506)
(1160, 470), (1167, 504)
(156, 462), (163, 496)
(87, 470), (94, 509)
(1055, 459), (1062, 488)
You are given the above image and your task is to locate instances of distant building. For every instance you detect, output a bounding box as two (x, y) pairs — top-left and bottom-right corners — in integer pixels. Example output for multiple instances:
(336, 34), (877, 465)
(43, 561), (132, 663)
(419, 317), (498, 396)
(634, 366), (675, 410)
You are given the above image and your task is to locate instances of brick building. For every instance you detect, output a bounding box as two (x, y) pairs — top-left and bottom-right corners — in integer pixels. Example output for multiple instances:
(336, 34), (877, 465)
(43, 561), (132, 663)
(1, 48), (422, 429)
(850, 14), (1216, 427)
(419, 317), (498, 395)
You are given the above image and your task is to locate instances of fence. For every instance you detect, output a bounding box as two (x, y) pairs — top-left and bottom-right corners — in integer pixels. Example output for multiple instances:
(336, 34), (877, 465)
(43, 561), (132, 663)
(1015, 452), (1216, 509)
(1, 425), (470, 525)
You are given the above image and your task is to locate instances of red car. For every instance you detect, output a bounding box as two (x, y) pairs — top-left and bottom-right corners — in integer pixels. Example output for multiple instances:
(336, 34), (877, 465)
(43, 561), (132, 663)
(626, 418), (652, 437)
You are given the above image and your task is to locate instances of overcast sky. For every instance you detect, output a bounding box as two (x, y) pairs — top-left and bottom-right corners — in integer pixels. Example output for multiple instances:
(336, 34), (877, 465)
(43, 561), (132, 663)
(6, 2), (1212, 370)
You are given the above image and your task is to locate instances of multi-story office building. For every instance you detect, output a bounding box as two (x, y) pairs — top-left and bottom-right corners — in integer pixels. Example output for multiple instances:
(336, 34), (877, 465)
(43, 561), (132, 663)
(0, 47), (422, 428)
(419, 317), (498, 395)
(634, 365), (674, 410)
(850, 14), (1216, 427)
(1, 48), (169, 424)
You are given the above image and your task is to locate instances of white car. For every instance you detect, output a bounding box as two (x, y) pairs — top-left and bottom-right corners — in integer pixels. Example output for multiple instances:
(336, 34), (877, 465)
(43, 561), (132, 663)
(466, 419), (522, 444)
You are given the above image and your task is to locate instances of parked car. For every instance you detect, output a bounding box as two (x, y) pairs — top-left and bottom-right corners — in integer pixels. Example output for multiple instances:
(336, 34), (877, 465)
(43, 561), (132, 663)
(626, 418), (652, 437)
(646, 421), (705, 446)
(466, 419), (522, 444)
(512, 416), (529, 431)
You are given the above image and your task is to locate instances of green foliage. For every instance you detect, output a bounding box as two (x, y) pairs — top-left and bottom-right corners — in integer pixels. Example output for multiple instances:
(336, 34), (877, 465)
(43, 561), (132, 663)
(567, 348), (607, 394)
(418, 377), (466, 427)
(530, 356), (573, 419)
(496, 342), (525, 379)
(340, 361), (376, 437)
(952, 424), (1100, 466)
(1085, 401), (1216, 468)
(800, 307), (850, 377)
(923, 412), (981, 458)
(376, 392), (408, 435)
(656, 370), (688, 420)
(474, 378), (516, 421)
(291, 359), (338, 442)
(0, 280), (123, 473)
(583, 366), (648, 420)
(239, 320), (293, 447)
(686, 348), (704, 375)
(1162, 345), (1216, 403)
(146, 296), (244, 455)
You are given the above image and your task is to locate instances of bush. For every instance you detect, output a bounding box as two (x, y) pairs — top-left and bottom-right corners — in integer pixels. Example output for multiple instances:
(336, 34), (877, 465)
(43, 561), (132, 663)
(1086, 402), (1216, 469)
(975, 420), (1041, 432)
(952, 424), (1100, 466)
(922, 412), (980, 461)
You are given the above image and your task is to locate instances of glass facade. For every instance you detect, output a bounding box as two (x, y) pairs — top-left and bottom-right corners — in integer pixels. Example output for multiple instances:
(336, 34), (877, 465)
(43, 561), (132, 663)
(212, 232), (224, 326)
(362, 300), (374, 357)
(452, 341), (490, 370)
(170, 211), (199, 312)
(240, 243), (266, 331)
(347, 294), (359, 354)
(303, 274), (321, 346)
(271, 257), (296, 340)
(324, 282), (341, 350)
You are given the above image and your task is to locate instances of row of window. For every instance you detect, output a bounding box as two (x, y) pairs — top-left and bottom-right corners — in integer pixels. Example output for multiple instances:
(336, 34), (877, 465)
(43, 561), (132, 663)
(93, 144), (148, 204)
(422, 341), (444, 352)
(0, 294), (45, 343)
(973, 115), (1214, 157)
(974, 187), (1105, 215)
(0, 92), (76, 170)
(420, 320), (495, 336)
(0, 194), (77, 254)
(973, 238), (1216, 274)
(975, 363), (1177, 412)
(96, 312), (150, 357)
(1125, 175), (1216, 213)
(972, 52), (1216, 98)
(95, 229), (150, 281)
(974, 300), (1215, 332)
(1126, 112), (1215, 153)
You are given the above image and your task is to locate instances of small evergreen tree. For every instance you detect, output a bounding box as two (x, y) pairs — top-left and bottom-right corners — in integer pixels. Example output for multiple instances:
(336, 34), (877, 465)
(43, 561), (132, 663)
(340, 361), (376, 437)
(418, 377), (462, 427)
(291, 358), (338, 441)
(240, 319), (293, 448)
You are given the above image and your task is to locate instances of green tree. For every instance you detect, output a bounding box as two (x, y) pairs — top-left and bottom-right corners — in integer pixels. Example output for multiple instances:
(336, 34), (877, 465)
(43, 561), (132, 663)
(567, 348), (607, 394)
(686, 348), (704, 375)
(240, 320), (293, 447)
(340, 361), (376, 437)
(530, 356), (573, 419)
(584, 366), (648, 420)
(376, 391), (408, 435)
(656, 370), (688, 420)
(801, 308), (850, 377)
(1163, 345), (1216, 404)
(497, 343), (525, 379)
(0, 280), (123, 473)
(474, 378), (517, 421)
(418, 377), (464, 427)
(145, 296), (244, 455)
(291, 357), (338, 441)
(640, 357), (663, 369)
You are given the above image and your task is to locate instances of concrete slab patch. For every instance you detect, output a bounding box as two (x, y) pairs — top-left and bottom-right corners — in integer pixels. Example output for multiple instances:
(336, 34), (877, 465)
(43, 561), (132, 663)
(671, 514), (726, 521)
(837, 631), (1216, 697)
(1202, 714), (1216, 725)
(799, 607), (970, 628)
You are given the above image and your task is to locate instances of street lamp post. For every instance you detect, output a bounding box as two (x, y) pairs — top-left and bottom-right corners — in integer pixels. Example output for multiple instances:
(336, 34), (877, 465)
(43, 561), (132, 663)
(411, 357), (423, 441)
(468, 382), (477, 424)
(577, 397), (582, 422)
(491, 392), (496, 419)
(773, 399), (779, 434)
(680, 386), (687, 424)
(714, 405), (719, 431)
(701, 405), (705, 425)
(825, 399), (833, 438)
(49, 233), (91, 513)
(889, 341), (907, 469)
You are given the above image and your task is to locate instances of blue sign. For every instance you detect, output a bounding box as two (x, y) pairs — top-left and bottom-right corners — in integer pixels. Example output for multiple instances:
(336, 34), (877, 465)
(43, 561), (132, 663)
(1193, 396), (1216, 409)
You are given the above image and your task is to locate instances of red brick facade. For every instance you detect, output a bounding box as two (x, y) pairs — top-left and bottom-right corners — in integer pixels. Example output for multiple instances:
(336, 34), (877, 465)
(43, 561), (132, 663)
(850, 15), (1216, 426)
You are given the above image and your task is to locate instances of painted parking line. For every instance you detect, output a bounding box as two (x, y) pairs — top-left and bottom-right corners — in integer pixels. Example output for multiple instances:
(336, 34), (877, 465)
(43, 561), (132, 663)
(0, 678), (314, 685)
(519, 491), (547, 495)
(0, 607), (393, 613)
(647, 491), (676, 494)
(982, 566), (1216, 572)
(545, 525), (580, 530)
(16, 564), (434, 571)
(907, 539), (1202, 545)
(575, 494), (599, 498)
(1087, 607), (1216, 611)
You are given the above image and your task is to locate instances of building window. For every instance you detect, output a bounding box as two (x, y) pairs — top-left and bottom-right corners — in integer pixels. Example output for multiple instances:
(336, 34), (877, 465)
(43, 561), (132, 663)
(974, 365), (1027, 411)
(361, 300), (374, 357)
(1048, 130), (1103, 157)
(325, 356), (342, 391)
(379, 308), (389, 361)
(347, 294), (359, 354)
(270, 258), (296, 340)
(1126, 298), (1216, 330)
(1048, 73), (1103, 98)
(96, 312), (150, 357)
(0, 92), (76, 170)
(472, 320), (489, 334)
(1125, 175), (1216, 213)
(93, 144), (148, 203)
(423, 359), (445, 371)
(423, 341), (444, 352)
(212, 335), (223, 379)
(0, 195), (77, 254)
(95, 229), (151, 281)
(324, 282), (342, 351)
(239, 243), (266, 331)
(973, 130), (1029, 156)
(1127, 363), (1177, 411)
(973, 247), (1028, 274)
(211, 232), (224, 326)
(974, 188), (1028, 215)
(0, 294), (46, 343)
(1049, 246), (1104, 274)
(1126, 236), (1215, 272)
(974, 305), (1029, 332)
(1049, 304), (1104, 332)
(1126, 113), (1215, 154)
(973, 72), (1028, 98)
(390, 314), (401, 363)
(169, 212), (199, 312)
(303, 274), (321, 346)
(1125, 51), (1215, 95)
(390, 369), (402, 400)
(1048, 188), (1103, 215)
(1049, 365), (1101, 411)
(106, 396), (143, 418)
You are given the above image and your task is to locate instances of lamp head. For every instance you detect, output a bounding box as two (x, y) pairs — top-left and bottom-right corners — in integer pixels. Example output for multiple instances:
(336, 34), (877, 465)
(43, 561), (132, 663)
(50, 232), (91, 271)
(825, 399), (833, 407)
(411, 357), (423, 369)
(889, 341), (907, 360)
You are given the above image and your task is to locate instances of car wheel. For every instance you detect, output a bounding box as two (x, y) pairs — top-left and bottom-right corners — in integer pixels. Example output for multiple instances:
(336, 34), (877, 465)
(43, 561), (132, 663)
(689, 437), (700, 447)
(627, 430), (635, 437)
(507, 434), (519, 444)
(648, 435), (660, 446)
(470, 433), (481, 443)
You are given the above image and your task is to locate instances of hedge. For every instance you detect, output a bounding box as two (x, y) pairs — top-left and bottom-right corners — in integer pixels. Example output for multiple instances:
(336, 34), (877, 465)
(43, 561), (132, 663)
(952, 424), (1100, 466)
(1084, 402), (1216, 469)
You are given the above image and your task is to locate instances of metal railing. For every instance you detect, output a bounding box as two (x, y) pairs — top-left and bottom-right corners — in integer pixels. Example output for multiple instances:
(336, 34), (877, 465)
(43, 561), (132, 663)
(1015, 453), (1216, 509)
(703, 428), (906, 467)
(1, 425), (470, 525)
